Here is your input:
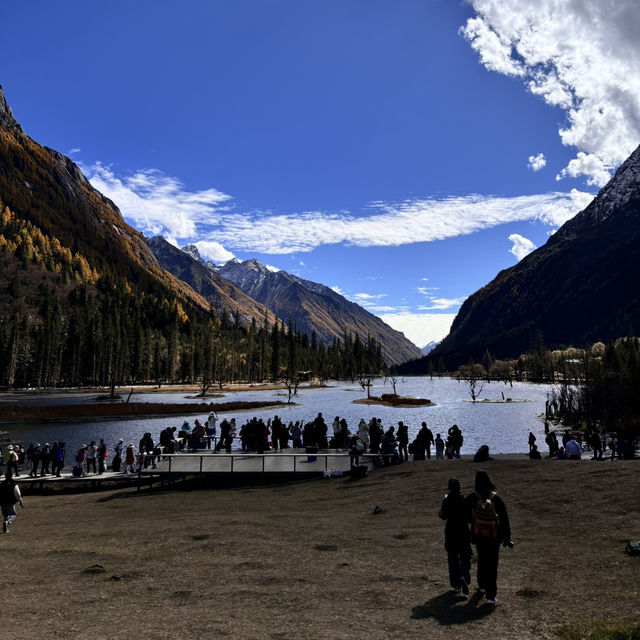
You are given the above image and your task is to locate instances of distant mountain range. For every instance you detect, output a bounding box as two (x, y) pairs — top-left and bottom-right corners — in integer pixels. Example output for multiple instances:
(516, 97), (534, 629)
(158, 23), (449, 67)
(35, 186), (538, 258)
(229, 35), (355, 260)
(424, 143), (640, 368)
(420, 341), (440, 355)
(155, 245), (422, 365)
(147, 237), (277, 326)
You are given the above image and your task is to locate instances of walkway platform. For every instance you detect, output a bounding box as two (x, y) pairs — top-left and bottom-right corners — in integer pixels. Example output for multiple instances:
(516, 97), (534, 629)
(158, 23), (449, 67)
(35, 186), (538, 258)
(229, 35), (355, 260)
(14, 448), (379, 492)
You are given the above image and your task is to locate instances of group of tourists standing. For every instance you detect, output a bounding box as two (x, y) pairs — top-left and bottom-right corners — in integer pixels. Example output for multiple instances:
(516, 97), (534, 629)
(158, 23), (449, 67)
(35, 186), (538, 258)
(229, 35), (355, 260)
(528, 429), (632, 460)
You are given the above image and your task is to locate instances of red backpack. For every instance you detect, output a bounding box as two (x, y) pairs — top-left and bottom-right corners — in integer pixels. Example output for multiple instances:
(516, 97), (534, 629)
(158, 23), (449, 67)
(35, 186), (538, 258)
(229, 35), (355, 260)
(472, 491), (499, 539)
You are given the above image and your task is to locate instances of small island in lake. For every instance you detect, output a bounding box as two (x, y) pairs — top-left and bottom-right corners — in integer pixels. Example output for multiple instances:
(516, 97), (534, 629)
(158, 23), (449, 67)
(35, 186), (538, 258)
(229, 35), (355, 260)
(353, 393), (435, 408)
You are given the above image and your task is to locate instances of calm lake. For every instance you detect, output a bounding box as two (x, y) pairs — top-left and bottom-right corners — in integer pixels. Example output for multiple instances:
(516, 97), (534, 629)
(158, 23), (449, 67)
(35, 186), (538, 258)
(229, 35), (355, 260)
(1, 376), (553, 459)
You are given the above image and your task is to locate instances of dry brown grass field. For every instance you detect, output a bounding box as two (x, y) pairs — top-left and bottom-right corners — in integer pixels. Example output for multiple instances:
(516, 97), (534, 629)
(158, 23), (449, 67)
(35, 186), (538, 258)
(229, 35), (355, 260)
(1, 458), (639, 639)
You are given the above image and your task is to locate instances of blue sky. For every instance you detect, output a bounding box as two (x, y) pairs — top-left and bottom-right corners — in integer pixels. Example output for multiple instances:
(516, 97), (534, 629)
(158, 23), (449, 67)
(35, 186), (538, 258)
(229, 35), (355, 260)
(2, 1), (639, 348)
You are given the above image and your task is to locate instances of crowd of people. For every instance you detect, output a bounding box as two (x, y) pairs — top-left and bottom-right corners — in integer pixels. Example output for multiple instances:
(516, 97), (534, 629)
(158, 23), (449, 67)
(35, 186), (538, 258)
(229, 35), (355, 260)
(1, 412), (468, 478)
(528, 428), (632, 460)
(2, 412), (635, 483)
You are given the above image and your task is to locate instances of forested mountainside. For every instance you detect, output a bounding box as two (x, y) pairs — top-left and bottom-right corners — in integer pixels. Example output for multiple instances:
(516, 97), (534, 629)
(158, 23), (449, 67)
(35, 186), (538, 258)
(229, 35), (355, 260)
(0, 86), (385, 387)
(404, 144), (640, 372)
(214, 258), (423, 366)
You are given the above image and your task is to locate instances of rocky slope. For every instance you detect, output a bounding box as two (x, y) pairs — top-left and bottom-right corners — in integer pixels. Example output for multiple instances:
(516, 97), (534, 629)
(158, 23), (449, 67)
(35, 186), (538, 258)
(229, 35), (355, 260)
(215, 258), (423, 365)
(148, 237), (276, 326)
(430, 144), (640, 366)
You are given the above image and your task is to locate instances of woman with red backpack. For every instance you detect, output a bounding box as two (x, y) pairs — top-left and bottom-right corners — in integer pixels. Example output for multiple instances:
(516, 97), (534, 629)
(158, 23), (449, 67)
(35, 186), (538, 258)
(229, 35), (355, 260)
(465, 470), (512, 605)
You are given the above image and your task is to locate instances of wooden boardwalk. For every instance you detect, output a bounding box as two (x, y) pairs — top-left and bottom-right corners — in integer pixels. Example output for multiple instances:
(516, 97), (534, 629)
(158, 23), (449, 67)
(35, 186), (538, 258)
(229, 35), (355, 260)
(14, 448), (377, 492)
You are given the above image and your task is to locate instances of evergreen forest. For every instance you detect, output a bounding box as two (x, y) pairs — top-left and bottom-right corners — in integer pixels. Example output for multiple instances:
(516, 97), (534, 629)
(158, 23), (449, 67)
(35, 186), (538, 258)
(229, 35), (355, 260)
(0, 199), (385, 389)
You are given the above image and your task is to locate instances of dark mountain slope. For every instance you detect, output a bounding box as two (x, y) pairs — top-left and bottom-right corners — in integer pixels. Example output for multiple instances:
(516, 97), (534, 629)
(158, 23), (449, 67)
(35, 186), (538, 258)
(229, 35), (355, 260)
(0, 86), (211, 314)
(430, 144), (640, 367)
(148, 237), (276, 325)
(216, 258), (422, 365)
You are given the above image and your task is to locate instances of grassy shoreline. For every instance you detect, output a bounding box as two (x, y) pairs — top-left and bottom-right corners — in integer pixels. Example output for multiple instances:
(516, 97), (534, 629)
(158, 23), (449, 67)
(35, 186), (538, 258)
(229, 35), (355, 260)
(1, 458), (638, 639)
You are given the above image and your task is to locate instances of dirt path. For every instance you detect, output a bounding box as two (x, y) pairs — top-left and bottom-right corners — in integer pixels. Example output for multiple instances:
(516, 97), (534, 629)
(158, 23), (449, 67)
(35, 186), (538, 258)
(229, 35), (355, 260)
(1, 459), (638, 639)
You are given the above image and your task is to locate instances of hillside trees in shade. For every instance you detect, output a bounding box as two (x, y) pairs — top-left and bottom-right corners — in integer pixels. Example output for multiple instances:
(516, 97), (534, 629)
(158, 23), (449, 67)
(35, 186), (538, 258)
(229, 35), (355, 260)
(0, 200), (386, 388)
(549, 338), (640, 446)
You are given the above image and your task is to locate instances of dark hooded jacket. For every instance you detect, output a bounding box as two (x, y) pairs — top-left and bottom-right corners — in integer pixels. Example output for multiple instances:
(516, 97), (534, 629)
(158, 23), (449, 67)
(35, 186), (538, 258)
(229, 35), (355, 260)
(465, 470), (511, 544)
(439, 478), (472, 551)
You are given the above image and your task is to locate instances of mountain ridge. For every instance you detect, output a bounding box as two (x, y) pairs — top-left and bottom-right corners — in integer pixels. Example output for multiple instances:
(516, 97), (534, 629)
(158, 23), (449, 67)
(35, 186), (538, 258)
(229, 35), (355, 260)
(148, 237), (277, 326)
(427, 143), (640, 368)
(215, 257), (422, 365)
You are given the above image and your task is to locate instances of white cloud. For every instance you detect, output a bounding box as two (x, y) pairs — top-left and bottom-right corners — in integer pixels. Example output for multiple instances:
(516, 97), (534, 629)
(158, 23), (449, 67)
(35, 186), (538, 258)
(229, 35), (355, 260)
(379, 313), (457, 348)
(84, 162), (594, 255)
(83, 162), (232, 240)
(527, 153), (547, 172)
(331, 285), (346, 296)
(556, 152), (612, 187)
(568, 188), (595, 212)
(193, 240), (234, 264)
(68, 148), (81, 155)
(265, 264), (281, 272)
(462, 0), (640, 187)
(367, 305), (401, 313)
(508, 233), (536, 261)
(461, 17), (525, 77)
(418, 297), (467, 311)
(205, 192), (591, 254)
(353, 292), (387, 302)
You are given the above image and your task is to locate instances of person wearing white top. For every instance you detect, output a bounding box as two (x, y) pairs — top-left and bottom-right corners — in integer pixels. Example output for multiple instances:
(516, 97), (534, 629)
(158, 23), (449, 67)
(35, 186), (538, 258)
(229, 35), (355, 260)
(357, 419), (370, 449)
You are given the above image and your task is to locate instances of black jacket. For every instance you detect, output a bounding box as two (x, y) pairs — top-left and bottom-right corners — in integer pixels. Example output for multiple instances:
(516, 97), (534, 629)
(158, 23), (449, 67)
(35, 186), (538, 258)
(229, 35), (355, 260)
(439, 492), (472, 551)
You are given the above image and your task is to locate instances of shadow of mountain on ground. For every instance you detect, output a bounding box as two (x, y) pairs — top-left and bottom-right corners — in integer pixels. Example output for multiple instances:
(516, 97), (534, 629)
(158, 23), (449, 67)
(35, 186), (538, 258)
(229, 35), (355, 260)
(411, 590), (494, 625)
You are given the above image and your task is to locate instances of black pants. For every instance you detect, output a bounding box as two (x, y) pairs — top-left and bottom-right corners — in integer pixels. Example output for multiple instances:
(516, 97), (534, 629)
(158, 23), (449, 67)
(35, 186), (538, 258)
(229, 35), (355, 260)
(475, 540), (500, 600)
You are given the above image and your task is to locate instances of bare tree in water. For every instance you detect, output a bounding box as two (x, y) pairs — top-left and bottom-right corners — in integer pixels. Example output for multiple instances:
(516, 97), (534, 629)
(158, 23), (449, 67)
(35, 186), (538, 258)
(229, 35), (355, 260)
(358, 373), (374, 398)
(457, 363), (487, 402)
(282, 373), (301, 404)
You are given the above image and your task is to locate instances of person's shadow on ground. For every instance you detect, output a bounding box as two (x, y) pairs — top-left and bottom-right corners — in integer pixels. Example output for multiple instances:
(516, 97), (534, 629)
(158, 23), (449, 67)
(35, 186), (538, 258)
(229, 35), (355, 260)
(411, 590), (494, 625)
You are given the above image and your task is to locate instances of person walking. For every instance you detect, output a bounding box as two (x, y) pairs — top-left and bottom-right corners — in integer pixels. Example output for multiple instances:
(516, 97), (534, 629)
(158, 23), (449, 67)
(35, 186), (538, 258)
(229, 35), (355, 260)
(397, 422), (409, 462)
(438, 478), (472, 594)
(369, 418), (382, 454)
(357, 419), (370, 451)
(5, 445), (20, 477)
(1, 472), (24, 533)
(29, 444), (41, 477)
(528, 431), (537, 454)
(124, 444), (136, 475)
(435, 434), (445, 460)
(421, 422), (435, 459)
(97, 439), (108, 474)
(589, 431), (603, 460)
(85, 441), (98, 474)
(448, 425), (463, 459)
(74, 445), (87, 477)
(466, 470), (512, 605)
(51, 441), (64, 477)
(291, 421), (303, 448)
